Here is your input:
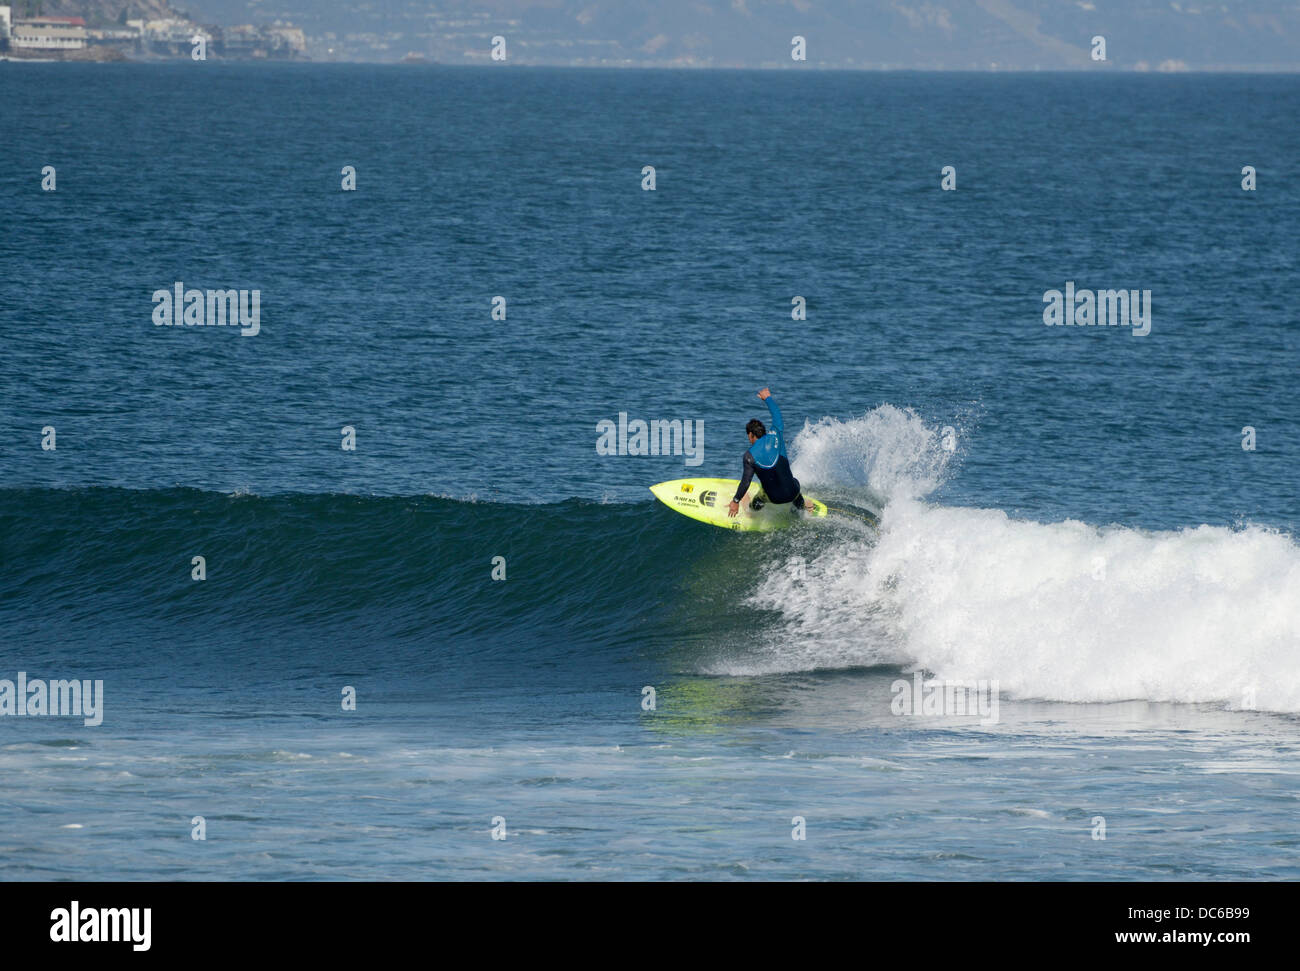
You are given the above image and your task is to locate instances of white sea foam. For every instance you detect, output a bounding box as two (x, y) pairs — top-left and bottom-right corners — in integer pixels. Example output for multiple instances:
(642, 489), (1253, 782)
(791, 403), (954, 502)
(732, 407), (1300, 713)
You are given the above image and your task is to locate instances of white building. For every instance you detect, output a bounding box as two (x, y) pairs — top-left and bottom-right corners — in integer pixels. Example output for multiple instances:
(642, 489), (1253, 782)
(0, 6), (12, 44)
(86, 26), (141, 47)
(144, 18), (200, 45)
(11, 17), (87, 51)
(266, 25), (306, 55)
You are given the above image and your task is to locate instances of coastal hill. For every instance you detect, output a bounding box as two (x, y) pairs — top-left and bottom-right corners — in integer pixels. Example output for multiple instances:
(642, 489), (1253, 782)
(8, 1), (183, 26)
(7, 0), (182, 25)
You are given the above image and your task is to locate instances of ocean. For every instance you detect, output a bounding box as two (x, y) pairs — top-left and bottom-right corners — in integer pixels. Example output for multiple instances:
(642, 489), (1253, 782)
(0, 64), (1297, 880)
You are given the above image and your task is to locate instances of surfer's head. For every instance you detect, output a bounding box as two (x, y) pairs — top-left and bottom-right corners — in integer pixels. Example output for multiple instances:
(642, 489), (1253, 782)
(746, 419), (766, 443)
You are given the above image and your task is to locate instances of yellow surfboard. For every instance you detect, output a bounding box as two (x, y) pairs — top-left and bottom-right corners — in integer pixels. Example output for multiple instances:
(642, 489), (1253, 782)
(649, 478), (827, 532)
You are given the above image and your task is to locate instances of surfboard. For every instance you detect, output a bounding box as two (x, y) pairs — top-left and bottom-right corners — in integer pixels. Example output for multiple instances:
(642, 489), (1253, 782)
(649, 478), (828, 532)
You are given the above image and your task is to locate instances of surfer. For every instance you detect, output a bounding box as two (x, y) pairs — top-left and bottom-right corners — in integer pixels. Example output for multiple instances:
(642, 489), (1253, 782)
(728, 388), (809, 518)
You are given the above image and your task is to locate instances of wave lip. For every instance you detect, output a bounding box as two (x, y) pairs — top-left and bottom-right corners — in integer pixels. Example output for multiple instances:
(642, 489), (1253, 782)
(791, 404), (955, 504)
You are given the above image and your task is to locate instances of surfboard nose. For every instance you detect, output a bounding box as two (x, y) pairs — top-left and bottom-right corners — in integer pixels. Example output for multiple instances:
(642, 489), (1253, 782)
(649, 479), (687, 504)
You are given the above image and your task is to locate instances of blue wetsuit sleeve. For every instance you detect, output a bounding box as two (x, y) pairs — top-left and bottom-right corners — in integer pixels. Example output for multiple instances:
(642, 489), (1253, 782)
(765, 396), (784, 435)
(733, 451), (756, 503)
(765, 396), (787, 456)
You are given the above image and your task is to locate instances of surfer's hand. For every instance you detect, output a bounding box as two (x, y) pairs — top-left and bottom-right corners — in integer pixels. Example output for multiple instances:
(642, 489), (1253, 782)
(757, 387), (771, 400)
(728, 500), (740, 517)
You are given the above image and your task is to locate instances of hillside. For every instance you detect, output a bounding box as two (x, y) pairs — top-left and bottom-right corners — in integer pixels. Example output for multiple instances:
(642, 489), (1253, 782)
(8, 0), (181, 27)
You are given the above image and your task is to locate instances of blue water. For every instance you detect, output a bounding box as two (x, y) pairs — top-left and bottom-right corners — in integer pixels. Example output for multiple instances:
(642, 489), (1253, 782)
(1, 65), (1298, 880)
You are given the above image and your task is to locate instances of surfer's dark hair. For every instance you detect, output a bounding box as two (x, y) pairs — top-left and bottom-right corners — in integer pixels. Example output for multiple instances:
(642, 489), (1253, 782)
(746, 419), (766, 438)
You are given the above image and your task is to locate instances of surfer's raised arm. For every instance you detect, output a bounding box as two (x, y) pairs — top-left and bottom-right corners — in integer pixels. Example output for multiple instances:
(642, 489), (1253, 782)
(758, 387), (783, 436)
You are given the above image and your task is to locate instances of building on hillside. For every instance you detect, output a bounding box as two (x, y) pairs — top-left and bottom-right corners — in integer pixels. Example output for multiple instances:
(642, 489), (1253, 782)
(1, 11), (305, 60)
(86, 26), (142, 50)
(11, 16), (87, 51)
(223, 25), (261, 57)
(221, 23), (307, 59)
(141, 17), (209, 55)
(265, 24), (306, 57)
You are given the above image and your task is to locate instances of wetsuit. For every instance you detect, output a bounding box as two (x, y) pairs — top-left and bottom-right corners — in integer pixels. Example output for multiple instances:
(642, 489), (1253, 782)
(733, 395), (807, 509)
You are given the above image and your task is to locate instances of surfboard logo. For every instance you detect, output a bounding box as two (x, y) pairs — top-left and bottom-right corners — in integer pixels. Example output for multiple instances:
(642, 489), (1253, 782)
(699, 490), (717, 507)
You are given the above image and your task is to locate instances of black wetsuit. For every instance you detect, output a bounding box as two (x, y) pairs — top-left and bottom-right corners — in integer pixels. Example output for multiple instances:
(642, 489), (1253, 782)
(735, 451), (806, 507)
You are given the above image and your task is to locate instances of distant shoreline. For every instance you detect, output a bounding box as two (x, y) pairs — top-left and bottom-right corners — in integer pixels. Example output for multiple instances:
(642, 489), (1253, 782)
(2, 47), (126, 62)
(2, 51), (1299, 72)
